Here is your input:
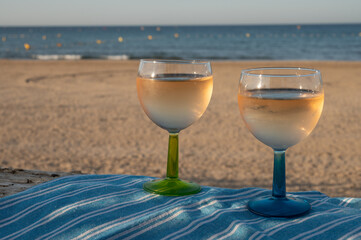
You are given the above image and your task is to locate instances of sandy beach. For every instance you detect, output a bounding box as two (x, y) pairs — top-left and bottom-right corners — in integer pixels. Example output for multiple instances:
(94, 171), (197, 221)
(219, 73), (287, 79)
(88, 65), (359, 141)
(0, 60), (360, 197)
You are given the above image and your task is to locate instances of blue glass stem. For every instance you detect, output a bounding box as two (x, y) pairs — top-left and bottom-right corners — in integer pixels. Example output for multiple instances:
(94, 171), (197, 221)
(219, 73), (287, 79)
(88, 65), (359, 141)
(272, 150), (286, 198)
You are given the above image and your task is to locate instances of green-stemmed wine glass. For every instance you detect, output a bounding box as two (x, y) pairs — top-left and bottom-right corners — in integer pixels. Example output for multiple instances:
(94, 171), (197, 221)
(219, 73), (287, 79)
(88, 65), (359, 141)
(238, 68), (324, 217)
(137, 59), (213, 196)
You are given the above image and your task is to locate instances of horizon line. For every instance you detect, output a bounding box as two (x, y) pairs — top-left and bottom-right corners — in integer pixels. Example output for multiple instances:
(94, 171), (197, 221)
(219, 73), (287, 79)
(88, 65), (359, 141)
(1, 22), (361, 28)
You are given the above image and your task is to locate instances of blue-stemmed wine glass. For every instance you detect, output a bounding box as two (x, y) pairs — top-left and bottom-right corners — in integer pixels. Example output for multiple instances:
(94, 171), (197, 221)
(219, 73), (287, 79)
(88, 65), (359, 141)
(238, 68), (324, 217)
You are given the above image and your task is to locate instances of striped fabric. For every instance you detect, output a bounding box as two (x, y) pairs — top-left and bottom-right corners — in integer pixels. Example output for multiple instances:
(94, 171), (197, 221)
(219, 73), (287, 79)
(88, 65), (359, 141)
(1, 175), (361, 240)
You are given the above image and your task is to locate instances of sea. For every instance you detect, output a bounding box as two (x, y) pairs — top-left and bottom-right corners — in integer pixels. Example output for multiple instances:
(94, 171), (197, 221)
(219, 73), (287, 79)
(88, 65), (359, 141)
(0, 24), (361, 61)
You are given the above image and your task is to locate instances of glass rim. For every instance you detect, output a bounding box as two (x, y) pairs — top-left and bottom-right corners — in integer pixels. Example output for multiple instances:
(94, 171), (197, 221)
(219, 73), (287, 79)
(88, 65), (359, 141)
(140, 59), (211, 65)
(241, 67), (320, 78)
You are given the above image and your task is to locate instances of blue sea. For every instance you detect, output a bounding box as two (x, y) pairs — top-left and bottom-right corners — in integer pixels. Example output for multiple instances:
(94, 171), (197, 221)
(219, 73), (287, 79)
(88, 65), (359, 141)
(0, 24), (361, 60)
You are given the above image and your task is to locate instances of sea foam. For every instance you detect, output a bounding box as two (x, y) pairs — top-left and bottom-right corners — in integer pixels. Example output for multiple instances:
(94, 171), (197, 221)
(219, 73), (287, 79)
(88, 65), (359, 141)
(32, 54), (129, 60)
(33, 55), (82, 60)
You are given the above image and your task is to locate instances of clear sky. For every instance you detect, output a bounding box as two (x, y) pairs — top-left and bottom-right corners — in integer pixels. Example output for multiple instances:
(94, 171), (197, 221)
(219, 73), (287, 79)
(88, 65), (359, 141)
(0, 0), (360, 26)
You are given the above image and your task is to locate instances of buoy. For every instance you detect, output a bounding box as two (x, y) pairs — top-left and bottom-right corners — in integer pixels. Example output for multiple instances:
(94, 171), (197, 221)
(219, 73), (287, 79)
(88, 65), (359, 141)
(24, 43), (31, 50)
(56, 43), (62, 47)
(140, 26), (144, 31)
(42, 35), (47, 40)
(1, 36), (6, 42)
(245, 33), (251, 38)
(174, 33), (179, 38)
(147, 35), (153, 40)
(359, 32), (361, 37)
(96, 40), (102, 44)
(156, 27), (161, 31)
(297, 25), (301, 30)
(57, 33), (62, 38)
(118, 36), (123, 42)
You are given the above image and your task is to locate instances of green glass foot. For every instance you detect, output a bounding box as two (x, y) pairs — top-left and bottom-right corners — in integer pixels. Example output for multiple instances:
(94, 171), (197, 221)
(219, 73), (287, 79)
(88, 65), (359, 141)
(143, 178), (201, 196)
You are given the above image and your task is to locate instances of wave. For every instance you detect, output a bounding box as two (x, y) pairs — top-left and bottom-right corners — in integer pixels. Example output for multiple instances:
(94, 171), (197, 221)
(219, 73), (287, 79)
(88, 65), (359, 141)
(101, 55), (129, 60)
(126, 54), (274, 61)
(32, 54), (130, 60)
(9, 53), (275, 61)
(33, 55), (82, 60)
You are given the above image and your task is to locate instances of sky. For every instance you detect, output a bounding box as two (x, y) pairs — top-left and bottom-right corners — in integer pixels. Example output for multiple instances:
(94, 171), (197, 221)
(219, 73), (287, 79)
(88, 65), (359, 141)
(0, 0), (360, 26)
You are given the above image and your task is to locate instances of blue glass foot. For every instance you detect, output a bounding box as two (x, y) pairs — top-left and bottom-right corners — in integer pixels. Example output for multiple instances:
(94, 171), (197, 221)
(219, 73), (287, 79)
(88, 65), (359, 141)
(247, 196), (311, 218)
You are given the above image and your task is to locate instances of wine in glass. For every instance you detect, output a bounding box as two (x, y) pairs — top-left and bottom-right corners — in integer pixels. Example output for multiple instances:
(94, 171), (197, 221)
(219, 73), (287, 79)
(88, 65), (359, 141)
(137, 59), (213, 196)
(238, 68), (324, 217)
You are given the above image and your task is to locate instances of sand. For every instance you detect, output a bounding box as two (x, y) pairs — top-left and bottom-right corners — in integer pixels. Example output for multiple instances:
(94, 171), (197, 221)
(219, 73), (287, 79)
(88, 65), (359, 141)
(0, 167), (77, 198)
(0, 60), (360, 197)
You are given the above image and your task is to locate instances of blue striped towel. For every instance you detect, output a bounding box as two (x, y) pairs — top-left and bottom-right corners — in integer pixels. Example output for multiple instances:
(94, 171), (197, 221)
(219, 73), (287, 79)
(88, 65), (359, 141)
(0, 174), (361, 240)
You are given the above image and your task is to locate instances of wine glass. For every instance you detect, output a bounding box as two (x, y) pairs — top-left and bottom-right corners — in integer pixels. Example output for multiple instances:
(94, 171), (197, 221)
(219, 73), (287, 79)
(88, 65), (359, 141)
(238, 68), (324, 217)
(137, 59), (213, 196)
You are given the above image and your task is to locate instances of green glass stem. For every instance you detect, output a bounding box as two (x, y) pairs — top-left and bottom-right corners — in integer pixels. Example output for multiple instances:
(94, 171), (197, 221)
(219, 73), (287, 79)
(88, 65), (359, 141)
(272, 150), (286, 198)
(167, 133), (179, 179)
(143, 131), (201, 196)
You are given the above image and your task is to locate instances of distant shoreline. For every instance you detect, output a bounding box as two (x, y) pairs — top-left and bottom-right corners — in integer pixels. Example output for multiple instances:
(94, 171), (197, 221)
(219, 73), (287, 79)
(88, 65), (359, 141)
(2, 59), (361, 63)
(1, 23), (361, 28)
